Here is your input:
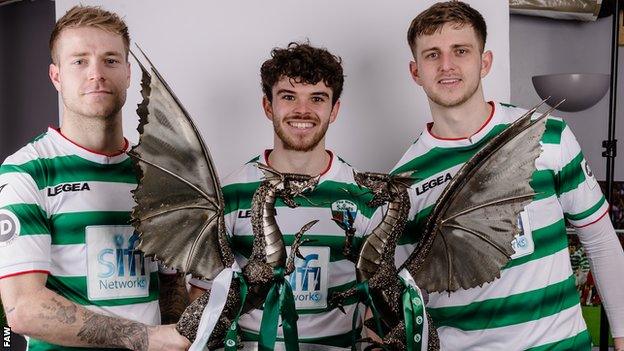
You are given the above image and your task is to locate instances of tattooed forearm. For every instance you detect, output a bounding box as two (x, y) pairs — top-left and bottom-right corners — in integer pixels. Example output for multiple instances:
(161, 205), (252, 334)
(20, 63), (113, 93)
(77, 309), (149, 350)
(159, 273), (190, 324)
(37, 297), (77, 324)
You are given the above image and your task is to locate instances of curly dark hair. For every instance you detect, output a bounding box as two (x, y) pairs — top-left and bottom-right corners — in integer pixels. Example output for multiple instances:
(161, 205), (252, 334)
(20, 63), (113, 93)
(261, 42), (344, 105)
(407, 1), (487, 56)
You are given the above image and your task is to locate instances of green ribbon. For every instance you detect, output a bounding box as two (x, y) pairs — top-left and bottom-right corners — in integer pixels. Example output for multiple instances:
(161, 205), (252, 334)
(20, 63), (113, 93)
(401, 278), (425, 351)
(350, 281), (387, 351)
(224, 273), (248, 351)
(258, 267), (299, 351)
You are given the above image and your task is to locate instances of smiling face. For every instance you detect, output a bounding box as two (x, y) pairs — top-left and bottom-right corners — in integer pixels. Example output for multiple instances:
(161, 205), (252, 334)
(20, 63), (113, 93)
(49, 26), (130, 121)
(409, 23), (492, 108)
(264, 76), (340, 152)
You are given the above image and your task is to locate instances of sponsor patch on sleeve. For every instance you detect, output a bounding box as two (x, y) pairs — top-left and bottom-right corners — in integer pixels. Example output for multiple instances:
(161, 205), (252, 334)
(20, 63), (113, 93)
(581, 159), (598, 190)
(0, 209), (20, 247)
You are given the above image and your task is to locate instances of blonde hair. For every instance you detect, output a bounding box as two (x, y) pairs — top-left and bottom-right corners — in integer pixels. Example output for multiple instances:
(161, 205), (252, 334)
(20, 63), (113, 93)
(50, 5), (130, 64)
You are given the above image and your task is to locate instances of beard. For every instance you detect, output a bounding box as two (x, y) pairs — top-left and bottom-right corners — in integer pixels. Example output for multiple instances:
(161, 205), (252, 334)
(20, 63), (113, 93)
(63, 89), (126, 121)
(427, 78), (480, 108)
(273, 114), (329, 152)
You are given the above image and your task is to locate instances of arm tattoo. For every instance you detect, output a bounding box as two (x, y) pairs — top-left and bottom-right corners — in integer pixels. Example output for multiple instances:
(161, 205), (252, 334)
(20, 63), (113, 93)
(77, 309), (149, 350)
(37, 297), (77, 324)
(159, 273), (190, 324)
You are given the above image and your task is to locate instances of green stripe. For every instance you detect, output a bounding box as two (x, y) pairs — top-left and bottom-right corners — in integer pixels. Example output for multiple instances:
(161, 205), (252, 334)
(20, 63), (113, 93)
(29, 339), (125, 351)
(46, 271), (159, 307)
(505, 218), (568, 269)
(0, 156), (136, 190)
(566, 196), (606, 221)
(542, 118), (565, 145)
(525, 329), (591, 351)
(429, 275), (580, 330)
(531, 169), (557, 201)
(392, 125), (507, 177)
(1, 203), (50, 235)
(231, 234), (363, 263)
(223, 180), (374, 218)
(557, 153), (585, 196)
(240, 327), (361, 348)
(50, 211), (132, 245)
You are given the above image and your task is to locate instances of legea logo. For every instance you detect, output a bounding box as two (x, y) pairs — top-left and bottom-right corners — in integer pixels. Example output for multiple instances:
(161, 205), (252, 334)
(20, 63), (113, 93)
(290, 253), (322, 302)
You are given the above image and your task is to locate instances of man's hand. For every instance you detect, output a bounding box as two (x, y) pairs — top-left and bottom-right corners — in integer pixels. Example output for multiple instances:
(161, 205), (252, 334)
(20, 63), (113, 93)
(147, 324), (191, 351)
(614, 337), (623, 351)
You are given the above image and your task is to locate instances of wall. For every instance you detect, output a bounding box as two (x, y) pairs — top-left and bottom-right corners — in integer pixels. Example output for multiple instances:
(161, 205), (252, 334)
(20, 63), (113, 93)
(54, 0), (510, 175)
(0, 0), (57, 162)
(510, 13), (624, 181)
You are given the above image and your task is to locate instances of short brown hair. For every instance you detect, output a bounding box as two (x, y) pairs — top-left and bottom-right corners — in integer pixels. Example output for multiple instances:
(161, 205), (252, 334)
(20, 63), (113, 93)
(261, 42), (344, 106)
(50, 5), (130, 64)
(407, 1), (487, 56)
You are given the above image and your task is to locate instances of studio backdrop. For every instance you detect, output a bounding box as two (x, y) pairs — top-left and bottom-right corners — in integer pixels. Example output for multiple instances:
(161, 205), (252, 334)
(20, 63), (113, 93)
(56, 0), (510, 175)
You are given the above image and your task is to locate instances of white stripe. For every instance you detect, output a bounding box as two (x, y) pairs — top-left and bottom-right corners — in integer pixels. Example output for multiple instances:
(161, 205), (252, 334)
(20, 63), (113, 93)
(85, 300), (160, 325)
(428, 248), (573, 308)
(50, 243), (86, 276)
(0, 172), (46, 209)
(0, 234), (51, 277)
(536, 143), (561, 173)
(327, 259), (357, 288)
(525, 195), (564, 230)
(239, 302), (364, 339)
(559, 126), (582, 166)
(44, 181), (135, 215)
(559, 183), (606, 223)
(438, 304), (587, 350)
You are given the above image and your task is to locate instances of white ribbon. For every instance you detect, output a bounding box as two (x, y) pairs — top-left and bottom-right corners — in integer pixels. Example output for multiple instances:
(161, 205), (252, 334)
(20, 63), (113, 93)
(398, 268), (429, 351)
(189, 261), (242, 351)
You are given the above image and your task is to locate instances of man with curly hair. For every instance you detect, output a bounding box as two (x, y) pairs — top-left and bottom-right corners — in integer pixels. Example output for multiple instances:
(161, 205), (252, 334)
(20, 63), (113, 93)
(0, 5), (190, 350)
(189, 42), (377, 350)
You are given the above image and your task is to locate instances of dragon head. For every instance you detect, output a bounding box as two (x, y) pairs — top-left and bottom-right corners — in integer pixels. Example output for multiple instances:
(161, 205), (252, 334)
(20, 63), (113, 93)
(354, 171), (415, 208)
(257, 163), (320, 208)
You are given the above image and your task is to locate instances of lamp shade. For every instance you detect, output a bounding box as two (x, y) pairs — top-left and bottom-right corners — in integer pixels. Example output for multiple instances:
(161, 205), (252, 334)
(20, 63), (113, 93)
(532, 73), (610, 112)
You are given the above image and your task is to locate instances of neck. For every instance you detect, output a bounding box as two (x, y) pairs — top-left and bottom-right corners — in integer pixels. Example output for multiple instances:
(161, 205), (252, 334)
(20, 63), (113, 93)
(268, 142), (330, 176)
(429, 90), (492, 139)
(60, 110), (125, 155)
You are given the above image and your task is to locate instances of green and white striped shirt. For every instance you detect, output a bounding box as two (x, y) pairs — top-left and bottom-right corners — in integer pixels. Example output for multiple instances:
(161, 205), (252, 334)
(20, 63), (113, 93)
(392, 103), (605, 350)
(0, 128), (160, 351)
(192, 150), (375, 350)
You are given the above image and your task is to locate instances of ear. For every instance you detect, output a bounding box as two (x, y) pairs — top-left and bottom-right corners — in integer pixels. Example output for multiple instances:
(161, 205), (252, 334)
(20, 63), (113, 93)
(329, 99), (340, 124)
(49, 63), (61, 92)
(480, 50), (493, 78)
(409, 61), (422, 86)
(262, 95), (273, 121)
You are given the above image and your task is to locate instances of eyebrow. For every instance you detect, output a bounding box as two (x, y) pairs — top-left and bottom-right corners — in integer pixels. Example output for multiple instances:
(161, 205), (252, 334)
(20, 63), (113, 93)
(276, 89), (330, 98)
(69, 51), (124, 58)
(421, 43), (474, 53)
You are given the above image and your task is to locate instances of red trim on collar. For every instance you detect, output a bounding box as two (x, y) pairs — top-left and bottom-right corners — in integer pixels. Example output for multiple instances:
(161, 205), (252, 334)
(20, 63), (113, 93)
(52, 127), (128, 157)
(427, 101), (496, 141)
(264, 149), (333, 176)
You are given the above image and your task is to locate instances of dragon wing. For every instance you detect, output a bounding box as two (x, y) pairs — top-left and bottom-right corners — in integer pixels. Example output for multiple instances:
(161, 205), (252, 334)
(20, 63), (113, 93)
(129, 48), (233, 280)
(403, 100), (560, 293)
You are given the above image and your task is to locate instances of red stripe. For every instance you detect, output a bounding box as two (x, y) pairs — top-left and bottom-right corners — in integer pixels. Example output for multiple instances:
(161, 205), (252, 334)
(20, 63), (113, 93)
(0, 270), (49, 280)
(51, 127), (129, 157)
(428, 101), (496, 141)
(573, 208), (610, 229)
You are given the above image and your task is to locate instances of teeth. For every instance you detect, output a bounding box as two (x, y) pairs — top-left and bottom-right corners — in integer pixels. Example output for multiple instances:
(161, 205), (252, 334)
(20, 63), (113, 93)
(440, 79), (460, 84)
(289, 122), (314, 129)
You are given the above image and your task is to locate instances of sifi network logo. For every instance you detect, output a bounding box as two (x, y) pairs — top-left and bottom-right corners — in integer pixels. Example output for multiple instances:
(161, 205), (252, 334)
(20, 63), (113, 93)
(289, 253), (322, 303)
(97, 232), (147, 289)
